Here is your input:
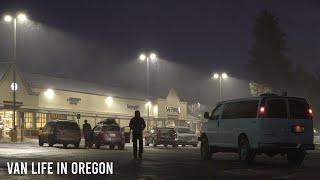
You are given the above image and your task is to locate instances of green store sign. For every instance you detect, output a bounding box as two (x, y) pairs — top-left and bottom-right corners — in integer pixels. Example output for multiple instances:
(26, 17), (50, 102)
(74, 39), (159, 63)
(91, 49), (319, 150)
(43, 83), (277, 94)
(67, 97), (81, 105)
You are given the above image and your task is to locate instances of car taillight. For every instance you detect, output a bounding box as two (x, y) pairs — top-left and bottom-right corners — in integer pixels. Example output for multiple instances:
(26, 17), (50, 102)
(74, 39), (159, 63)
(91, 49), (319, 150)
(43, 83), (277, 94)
(259, 106), (265, 118)
(309, 108), (313, 118)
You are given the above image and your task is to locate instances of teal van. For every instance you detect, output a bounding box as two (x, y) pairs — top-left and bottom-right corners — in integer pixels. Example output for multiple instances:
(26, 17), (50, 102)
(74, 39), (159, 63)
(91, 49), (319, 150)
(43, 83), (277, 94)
(199, 93), (315, 165)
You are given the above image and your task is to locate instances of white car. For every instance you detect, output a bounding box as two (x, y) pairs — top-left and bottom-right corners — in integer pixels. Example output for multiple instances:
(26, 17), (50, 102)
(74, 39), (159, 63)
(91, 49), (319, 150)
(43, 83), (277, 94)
(199, 93), (315, 166)
(171, 126), (198, 147)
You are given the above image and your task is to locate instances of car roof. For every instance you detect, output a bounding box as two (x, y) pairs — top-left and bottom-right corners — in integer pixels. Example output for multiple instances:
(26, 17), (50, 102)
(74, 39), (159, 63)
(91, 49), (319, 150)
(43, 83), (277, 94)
(219, 96), (307, 104)
(170, 126), (190, 129)
(48, 119), (77, 123)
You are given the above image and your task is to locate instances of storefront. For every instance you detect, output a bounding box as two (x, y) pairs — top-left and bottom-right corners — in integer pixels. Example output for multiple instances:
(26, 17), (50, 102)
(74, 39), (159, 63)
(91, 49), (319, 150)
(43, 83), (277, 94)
(0, 66), (201, 138)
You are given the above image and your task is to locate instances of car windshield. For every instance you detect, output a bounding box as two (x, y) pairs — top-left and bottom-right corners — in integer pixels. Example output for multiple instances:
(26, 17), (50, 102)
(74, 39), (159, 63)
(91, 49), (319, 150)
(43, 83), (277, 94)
(102, 126), (120, 131)
(158, 128), (175, 134)
(176, 128), (194, 134)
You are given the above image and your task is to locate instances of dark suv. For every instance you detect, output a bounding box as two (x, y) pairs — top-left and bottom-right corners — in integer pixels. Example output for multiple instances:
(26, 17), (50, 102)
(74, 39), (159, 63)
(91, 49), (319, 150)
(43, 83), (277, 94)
(145, 127), (178, 147)
(38, 120), (81, 148)
(92, 118), (126, 150)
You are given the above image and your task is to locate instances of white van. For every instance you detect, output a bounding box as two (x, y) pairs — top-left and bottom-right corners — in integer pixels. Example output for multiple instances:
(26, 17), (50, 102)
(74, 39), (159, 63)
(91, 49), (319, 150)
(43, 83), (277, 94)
(199, 93), (315, 166)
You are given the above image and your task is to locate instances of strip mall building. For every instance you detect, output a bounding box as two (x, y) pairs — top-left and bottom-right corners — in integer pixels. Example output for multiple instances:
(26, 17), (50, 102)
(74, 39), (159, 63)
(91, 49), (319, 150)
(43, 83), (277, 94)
(0, 66), (201, 138)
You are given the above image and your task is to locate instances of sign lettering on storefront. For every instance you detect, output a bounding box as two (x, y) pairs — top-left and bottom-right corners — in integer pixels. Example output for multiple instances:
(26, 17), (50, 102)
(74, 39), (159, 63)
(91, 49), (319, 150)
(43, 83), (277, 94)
(67, 97), (81, 105)
(127, 104), (139, 110)
(165, 106), (181, 114)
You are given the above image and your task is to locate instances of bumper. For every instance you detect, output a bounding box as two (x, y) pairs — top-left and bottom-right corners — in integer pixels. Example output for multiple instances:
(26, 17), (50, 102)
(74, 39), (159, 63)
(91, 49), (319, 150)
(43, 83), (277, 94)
(177, 140), (198, 145)
(155, 139), (177, 145)
(258, 143), (315, 152)
(101, 138), (124, 145)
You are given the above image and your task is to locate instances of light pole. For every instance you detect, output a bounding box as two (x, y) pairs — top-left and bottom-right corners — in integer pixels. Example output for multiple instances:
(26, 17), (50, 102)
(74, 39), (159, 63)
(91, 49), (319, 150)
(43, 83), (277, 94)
(213, 73), (228, 102)
(139, 53), (157, 129)
(3, 13), (28, 134)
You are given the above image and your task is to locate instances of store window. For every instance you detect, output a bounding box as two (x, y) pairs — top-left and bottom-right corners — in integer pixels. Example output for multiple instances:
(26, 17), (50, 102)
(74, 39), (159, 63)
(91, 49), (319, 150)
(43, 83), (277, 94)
(36, 113), (47, 128)
(24, 112), (33, 129)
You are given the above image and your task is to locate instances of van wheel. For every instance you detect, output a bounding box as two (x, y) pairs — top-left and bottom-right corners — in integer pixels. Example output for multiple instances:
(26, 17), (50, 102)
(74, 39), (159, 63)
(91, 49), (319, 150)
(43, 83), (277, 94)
(74, 142), (79, 149)
(38, 137), (43, 146)
(200, 138), (212, 160)
(238, 137), (255, 164)
(109, 145), (115, 150)
(63, 143), (68, 148)
(287, 150), (306, 166)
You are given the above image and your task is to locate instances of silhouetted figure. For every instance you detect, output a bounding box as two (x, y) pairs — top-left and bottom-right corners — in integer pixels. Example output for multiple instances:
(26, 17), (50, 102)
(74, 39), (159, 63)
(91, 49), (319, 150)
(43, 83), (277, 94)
(129, 110), (146, 159)
(83, 120), (92, 149)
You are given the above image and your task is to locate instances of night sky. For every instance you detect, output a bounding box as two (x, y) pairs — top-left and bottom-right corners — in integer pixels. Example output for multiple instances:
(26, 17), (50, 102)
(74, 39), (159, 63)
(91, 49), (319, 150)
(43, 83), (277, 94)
(0, 0), (319, 106)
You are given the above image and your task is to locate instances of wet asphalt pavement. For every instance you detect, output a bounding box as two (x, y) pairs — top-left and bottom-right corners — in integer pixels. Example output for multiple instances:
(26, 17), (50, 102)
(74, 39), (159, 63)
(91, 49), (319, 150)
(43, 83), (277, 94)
(0, 139), (320, 180)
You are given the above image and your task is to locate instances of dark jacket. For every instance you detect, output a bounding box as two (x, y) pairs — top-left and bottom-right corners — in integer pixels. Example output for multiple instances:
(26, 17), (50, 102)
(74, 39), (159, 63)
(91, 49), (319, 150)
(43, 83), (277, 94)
(129, 111), (146, 135)
(83, 123), (92, 136)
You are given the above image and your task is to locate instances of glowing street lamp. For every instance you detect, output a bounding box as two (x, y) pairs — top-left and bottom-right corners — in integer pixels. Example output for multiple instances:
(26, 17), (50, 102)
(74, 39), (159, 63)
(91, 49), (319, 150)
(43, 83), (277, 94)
(212, 73), (228, 102)
(3, 13), (28, 130)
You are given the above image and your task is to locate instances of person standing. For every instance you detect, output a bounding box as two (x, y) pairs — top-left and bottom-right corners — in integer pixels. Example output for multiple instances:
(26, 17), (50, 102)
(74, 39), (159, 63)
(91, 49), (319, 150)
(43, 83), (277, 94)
(129, 110), (146, 159)
(83, 120), (92, 149)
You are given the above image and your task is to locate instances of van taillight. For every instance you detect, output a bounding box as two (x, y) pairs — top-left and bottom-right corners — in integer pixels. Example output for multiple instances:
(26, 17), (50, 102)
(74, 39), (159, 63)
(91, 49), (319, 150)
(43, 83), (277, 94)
(259, 106), (265, 118)
(309, 108), (313, 118)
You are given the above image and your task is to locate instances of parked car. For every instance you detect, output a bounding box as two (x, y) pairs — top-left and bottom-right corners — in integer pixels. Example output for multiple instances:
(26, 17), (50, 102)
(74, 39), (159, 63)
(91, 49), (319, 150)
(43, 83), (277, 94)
(92, 118), (125, 150)
(38, 120), (81, 148)
(170, 126), (198, 147)
(145, 127), (178, 147)
(199, 93), (315, 166)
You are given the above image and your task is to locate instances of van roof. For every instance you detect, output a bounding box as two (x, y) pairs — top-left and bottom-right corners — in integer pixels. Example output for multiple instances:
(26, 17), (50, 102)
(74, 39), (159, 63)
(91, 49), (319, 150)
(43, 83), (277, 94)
(219, 96), (307, 104)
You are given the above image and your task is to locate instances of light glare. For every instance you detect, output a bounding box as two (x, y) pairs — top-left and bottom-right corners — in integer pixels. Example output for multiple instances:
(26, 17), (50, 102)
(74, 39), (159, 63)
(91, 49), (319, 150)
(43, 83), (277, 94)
(222, 73), (228, 79)
(150, 53), (157, 60)
(213, 74), (219, 79)
(105, 96), (113, 105)
(44, 89), (54, 98)
(139, 54), (146, 61)
(4, 15), (12, 22)
(17, 14), (27, 22)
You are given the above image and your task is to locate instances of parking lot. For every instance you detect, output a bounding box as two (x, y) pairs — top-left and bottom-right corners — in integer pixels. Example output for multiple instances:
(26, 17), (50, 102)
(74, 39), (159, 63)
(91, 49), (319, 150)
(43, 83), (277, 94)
(0, 139), (320, 180)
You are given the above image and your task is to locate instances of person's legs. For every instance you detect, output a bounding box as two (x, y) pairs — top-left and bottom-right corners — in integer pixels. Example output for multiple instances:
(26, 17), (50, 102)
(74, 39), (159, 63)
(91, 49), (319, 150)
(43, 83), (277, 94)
(138, 134), (143, 158)
(132, 134), (138, 159)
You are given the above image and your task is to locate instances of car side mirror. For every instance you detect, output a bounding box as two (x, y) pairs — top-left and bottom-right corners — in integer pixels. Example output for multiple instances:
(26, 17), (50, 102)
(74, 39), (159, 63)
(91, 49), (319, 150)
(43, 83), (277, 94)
(204, 112), (210, 119)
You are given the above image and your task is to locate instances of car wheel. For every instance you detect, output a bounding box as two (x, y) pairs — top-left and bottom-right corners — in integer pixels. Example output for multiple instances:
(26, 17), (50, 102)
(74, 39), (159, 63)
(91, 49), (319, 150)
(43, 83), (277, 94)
(172, 143), (178, 147)
(153, 139), (157, 147)
(74, 142), (80, 149)
(118, 144), (125, 150)
(63, 143), (68, 148)
(48, 139), (54, 147)
(164, 144), (168, 147)
(287, 150), (306, 166)
(238, 136), (255, 164)
(200, 138), (212, 160)
(193, 144), (197, 147)
(95, 142), (101, 149)
(38, 137), (43, 146)
(109, 145), (115, 150)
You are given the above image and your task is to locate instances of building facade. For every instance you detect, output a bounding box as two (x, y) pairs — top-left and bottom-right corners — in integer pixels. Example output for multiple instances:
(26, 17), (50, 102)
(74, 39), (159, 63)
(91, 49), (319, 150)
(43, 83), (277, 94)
(0, 66), (201, 138)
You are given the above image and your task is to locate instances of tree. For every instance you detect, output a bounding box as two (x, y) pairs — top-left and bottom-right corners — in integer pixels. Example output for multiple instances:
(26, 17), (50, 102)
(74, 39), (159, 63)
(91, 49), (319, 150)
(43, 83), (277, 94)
(248, 11), (291, 93)
(249, 82), (273, 96)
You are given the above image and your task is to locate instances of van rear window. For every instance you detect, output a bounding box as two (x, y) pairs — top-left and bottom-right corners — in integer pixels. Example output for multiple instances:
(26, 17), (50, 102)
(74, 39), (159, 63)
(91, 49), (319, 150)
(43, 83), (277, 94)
(221, 100), (259, 119)
(289, 100), (309, 119)
(266, 99), (287, 118)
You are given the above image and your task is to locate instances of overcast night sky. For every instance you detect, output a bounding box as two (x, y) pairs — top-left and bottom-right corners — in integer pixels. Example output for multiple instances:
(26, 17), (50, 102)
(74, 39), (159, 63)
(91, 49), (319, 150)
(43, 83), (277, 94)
(0, 0), (319, 106)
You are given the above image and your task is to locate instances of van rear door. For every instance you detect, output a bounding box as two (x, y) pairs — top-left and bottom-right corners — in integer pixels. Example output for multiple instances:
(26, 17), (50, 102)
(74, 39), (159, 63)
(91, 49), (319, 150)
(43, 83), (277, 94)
(287, 98), (313, 145)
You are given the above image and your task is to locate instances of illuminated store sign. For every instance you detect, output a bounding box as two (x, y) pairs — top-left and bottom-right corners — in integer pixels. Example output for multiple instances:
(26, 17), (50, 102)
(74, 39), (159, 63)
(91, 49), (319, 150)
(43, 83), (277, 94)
(165, 106), (181, 114)
(127, 104), (139, 110)
(67, 97), (81, 105)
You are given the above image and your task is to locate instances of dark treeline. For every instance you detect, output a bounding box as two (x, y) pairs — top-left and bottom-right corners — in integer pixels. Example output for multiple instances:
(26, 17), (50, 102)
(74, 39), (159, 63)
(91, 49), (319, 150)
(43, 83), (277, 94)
(248, 10), (320, 127)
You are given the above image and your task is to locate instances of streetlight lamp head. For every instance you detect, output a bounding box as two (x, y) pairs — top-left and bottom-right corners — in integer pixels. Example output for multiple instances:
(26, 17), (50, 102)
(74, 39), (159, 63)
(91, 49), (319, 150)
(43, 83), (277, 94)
(150, 53), (157, 60)
(17, 14), (27, 22)
(4, 15), (12, 22)
(213, 73), (219, 79)
(139, 54), (146, 61)
(222, 73), (228, 79)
